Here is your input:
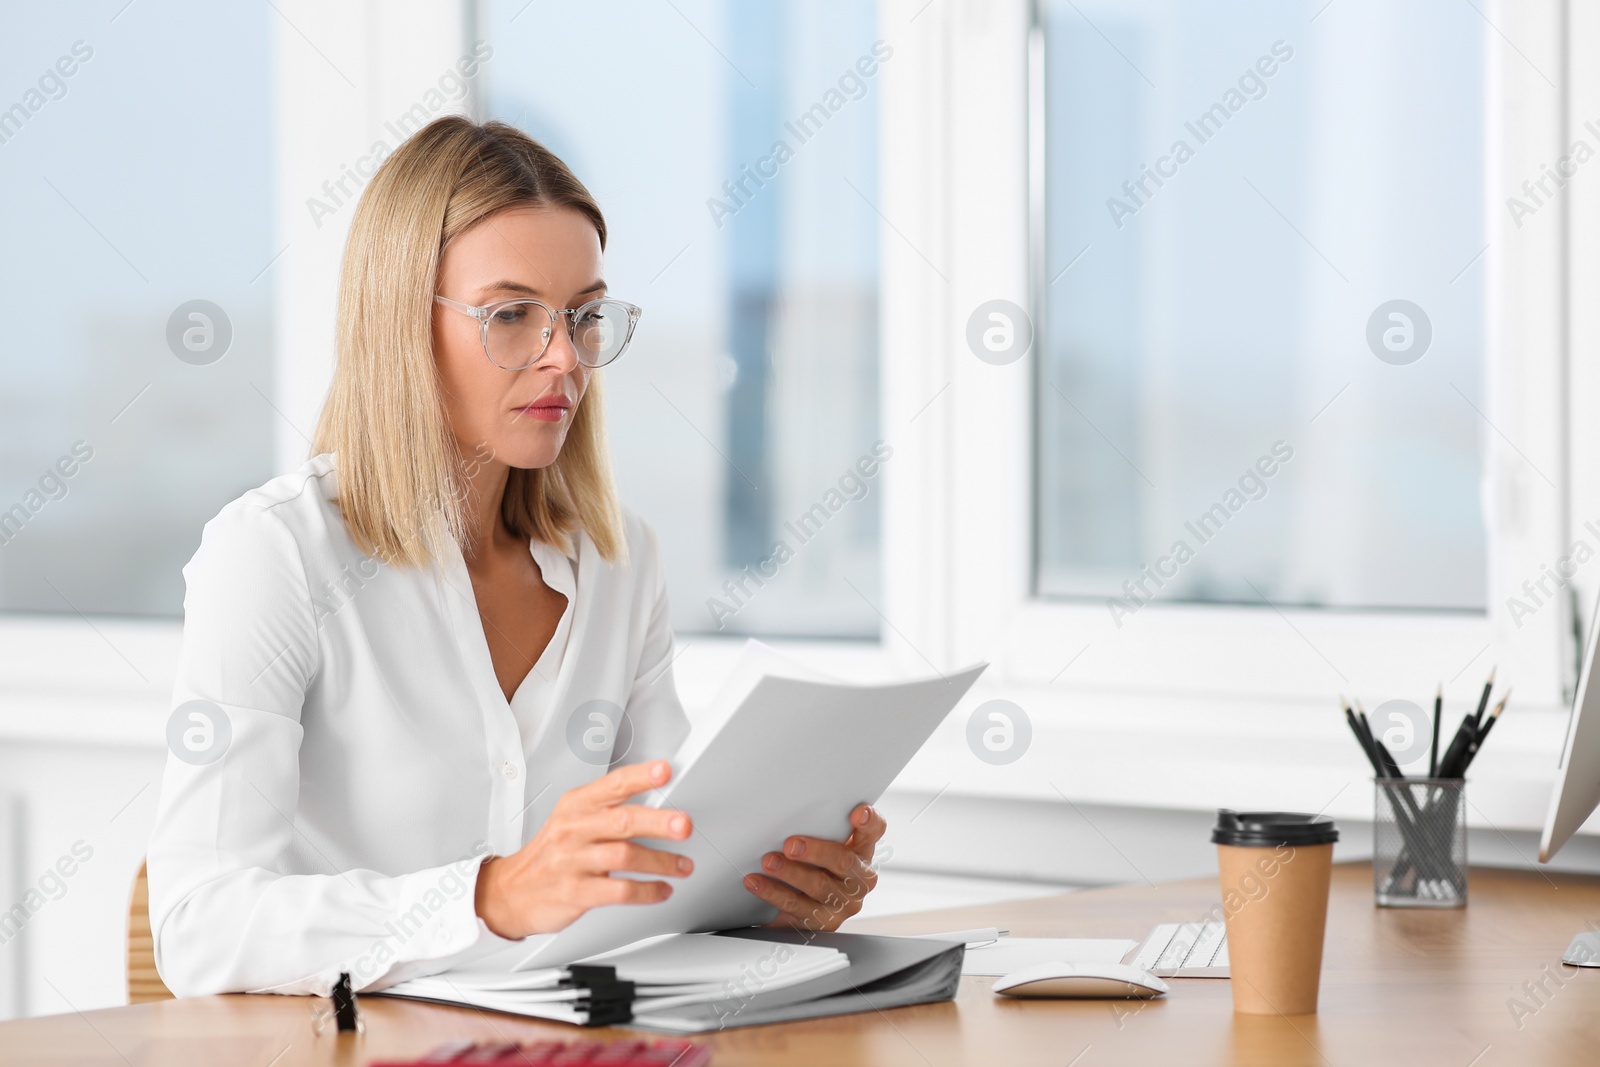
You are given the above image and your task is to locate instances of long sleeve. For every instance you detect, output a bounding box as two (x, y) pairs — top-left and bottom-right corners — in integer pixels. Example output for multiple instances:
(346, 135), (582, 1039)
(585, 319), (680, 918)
(616, 516), (690, 768)
(145, 499), (492, 996)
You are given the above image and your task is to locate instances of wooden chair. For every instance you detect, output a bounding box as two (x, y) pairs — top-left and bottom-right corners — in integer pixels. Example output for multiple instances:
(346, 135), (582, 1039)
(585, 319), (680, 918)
(127, 860), (174, 1004)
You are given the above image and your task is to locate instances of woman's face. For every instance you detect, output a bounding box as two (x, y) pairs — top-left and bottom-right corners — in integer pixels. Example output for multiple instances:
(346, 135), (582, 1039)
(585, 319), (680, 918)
(433, 204), (604, 472)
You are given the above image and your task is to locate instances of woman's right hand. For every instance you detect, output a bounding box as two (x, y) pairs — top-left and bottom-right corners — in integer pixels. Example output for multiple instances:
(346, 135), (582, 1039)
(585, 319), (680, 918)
(473, 759), (693, 940)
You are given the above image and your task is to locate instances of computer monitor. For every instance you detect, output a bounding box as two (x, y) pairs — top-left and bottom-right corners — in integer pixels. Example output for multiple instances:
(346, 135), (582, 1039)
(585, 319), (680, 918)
(1541, 589), (1600, 863)
(1539, 591), (1600, 965)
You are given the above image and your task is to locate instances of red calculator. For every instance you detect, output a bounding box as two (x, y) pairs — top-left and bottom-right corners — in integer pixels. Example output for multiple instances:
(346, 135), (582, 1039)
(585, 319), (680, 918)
(371, 1038), (712, 1066)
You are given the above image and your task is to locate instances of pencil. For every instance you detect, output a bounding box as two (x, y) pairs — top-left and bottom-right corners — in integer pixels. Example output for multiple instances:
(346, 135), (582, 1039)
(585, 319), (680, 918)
(1344, 702), (1382, 774)
(1471, 667), (1496, 732)
(1344, 701), (1428, 876)
(1430, 683), (1442, 779)
(1344, 700), (1382, 767)
(1437, 712), (1478, 779)
(1460, 691), (1511, 774)
(1350, 700), (1382, 768)
(1350, 701), (1436, 888)
(1356, 701), (1405, 779)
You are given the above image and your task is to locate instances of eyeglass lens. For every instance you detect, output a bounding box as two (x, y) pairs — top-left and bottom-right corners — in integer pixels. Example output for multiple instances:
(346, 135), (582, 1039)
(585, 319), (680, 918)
(484, 300), (631, 369)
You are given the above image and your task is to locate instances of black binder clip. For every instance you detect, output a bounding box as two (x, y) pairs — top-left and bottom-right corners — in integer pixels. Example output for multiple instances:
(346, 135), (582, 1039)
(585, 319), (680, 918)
(332, 972), (361, 1032)
(560, 964), (636, 1026)
(314, 972), (364, 1035)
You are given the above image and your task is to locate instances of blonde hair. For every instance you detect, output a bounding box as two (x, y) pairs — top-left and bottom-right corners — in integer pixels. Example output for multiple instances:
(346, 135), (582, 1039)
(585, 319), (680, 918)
(313, 116), (624, 566)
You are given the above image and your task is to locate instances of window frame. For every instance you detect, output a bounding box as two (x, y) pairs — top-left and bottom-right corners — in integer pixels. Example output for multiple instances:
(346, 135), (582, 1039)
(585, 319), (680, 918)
(875, 0), (1581, 724)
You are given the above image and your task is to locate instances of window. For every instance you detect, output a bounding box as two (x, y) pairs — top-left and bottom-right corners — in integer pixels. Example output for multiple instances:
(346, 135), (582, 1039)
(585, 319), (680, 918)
(477, 0), (885, 638)
(0, 2), (276, 616)
(1034, 0), (1488, 613)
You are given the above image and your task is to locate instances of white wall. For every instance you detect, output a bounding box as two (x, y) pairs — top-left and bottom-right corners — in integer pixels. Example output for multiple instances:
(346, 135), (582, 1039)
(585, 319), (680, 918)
(0, 616), (171, 1019)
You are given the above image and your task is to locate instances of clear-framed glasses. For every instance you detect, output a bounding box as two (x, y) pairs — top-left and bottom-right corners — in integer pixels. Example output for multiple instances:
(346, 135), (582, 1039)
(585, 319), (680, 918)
(434, 294), (642, 370)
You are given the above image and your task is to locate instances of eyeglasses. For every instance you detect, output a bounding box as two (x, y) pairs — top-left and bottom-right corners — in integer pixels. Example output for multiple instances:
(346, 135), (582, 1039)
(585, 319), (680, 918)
(434, 294), (642, 370)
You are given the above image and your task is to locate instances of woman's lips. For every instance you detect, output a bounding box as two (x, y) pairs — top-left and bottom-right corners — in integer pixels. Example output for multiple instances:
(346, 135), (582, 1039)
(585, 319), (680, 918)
(517, 401), (569, 423)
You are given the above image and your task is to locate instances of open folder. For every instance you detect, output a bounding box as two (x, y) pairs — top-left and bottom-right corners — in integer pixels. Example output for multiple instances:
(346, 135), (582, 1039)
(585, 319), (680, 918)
(381, 642), (985, 1028)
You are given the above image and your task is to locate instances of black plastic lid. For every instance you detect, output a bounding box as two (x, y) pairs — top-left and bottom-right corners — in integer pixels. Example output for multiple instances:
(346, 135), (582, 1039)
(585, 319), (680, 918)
(1211, 809), (1339, 847)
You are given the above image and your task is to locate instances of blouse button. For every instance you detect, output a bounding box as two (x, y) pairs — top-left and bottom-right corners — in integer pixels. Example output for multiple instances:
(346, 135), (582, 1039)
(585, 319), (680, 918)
(502, 761), (518, 779)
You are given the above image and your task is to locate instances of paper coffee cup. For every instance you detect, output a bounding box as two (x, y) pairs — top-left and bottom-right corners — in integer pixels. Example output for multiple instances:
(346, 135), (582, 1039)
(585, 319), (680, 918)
(1212, 809), (1339, 1015)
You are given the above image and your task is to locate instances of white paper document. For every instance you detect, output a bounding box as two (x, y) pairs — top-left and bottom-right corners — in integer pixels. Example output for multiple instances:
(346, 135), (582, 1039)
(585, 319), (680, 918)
(515, 641), (988, 968)
(896, 929), (1139, 976)
(387, 932), (849, 1025)
(957, 937), (1139, 976)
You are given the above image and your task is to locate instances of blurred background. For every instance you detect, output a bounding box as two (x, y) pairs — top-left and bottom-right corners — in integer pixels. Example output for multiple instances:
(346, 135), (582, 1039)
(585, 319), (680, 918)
(2, 0), (1594, 1024)
(0, 0), (1490, 627)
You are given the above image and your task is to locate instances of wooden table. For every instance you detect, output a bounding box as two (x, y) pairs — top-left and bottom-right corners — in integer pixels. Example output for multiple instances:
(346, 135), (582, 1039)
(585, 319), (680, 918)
(6, 864), (1600, 1066)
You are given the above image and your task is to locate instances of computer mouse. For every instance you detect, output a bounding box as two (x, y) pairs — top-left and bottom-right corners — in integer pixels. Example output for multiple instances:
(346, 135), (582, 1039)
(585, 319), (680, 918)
(991, 961), (1170, 999)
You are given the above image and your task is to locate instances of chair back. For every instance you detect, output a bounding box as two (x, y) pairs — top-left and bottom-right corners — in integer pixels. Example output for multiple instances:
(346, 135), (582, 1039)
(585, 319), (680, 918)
(127, 860), (174, 1003)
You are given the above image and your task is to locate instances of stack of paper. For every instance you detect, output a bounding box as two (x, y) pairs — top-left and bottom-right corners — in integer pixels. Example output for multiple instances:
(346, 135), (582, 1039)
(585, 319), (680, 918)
(382, 929), (966, 1031)
(387, 933), (850, 1026)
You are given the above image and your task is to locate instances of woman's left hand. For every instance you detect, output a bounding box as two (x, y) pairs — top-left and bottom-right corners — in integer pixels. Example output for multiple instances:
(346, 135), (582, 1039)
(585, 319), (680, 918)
(744, 803), (886, 931)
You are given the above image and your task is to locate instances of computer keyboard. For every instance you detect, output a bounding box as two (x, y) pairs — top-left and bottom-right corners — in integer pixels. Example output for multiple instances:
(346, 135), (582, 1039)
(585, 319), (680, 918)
(1129, 921), (1230, 977)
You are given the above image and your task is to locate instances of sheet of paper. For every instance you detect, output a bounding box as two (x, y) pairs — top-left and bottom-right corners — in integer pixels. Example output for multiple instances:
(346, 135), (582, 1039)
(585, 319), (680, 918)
(959, 937), (1139, 976)
(514, 648), (988, 968)
(581, 932), (845, 987)
(666, 639), (834, 774)
(432, 933), (843, 989)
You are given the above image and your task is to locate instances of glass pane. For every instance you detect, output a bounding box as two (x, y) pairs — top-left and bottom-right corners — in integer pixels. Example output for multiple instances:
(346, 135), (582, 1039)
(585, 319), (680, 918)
(0, 3), (275, 615)
(1035, 0), (1487, 612)
(478, 0), (883, 637)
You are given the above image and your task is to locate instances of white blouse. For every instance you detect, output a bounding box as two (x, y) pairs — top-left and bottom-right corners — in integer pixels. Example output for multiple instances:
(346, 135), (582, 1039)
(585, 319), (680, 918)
(145, 453), (689, 997)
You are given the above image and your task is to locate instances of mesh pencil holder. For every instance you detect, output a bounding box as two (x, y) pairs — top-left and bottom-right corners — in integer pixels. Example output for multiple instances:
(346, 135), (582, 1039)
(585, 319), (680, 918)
(1373, 778), (1467, 908)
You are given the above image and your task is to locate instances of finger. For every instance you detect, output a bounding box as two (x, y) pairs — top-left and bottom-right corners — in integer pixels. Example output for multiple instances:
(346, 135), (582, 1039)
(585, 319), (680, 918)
(759, 854), (853, 914)
(586, 876), (673, 907)
(743, 873), (833, 929)
(585, 841), (694, 879)
(591, 803), (692, 842)
(843, 804), (886, 857)
(781, 836), (875, 888)
(572, 760), (673, 808)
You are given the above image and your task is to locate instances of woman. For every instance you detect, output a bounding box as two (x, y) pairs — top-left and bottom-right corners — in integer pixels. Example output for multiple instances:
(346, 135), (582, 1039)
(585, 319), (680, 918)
(146, 116), (885, 996)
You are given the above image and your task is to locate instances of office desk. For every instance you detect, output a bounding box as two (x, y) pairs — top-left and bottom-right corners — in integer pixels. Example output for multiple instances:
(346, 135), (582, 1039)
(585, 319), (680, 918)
(5, 864), (1599, 1066)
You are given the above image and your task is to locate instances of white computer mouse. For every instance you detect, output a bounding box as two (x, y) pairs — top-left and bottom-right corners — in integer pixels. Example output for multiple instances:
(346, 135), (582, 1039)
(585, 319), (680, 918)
(992, 960), (1170, 999)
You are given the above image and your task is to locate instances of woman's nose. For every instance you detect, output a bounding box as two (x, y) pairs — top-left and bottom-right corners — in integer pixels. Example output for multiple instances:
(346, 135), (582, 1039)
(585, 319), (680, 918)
(538, 314), (582, 372)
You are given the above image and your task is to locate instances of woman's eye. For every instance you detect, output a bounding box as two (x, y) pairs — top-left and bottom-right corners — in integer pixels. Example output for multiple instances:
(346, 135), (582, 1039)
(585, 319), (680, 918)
(492, 308), (527, 325)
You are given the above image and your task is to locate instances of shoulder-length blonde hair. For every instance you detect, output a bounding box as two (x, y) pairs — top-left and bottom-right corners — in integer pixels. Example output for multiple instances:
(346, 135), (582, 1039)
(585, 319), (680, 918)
(313, 116), (624, 567)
